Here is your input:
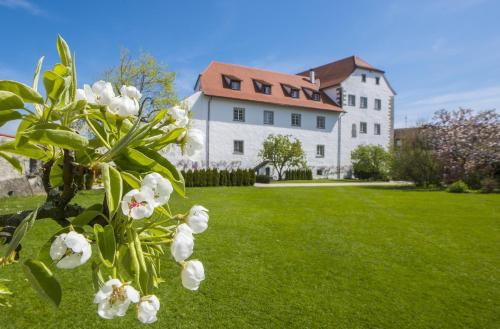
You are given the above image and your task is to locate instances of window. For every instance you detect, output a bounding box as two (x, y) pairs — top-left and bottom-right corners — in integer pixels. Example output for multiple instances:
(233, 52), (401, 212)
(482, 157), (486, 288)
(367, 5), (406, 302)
(374, 99), (382, 110)
(283, 85), (300, 98)
(291, 113), (301, 127)
(312, 92), (321, 101)
(223, 75), (241, 90)
(374, 123), (381, 135)
(360, 97), (368, 109)
(395, 139), (402, 147)
(316, 116), (325, 129)
(375, 77), (380, 85)
(254, 80), (272, 95)
(233, 107), (245, 122)
(263, 110), (274, 125)
(351, 123), (357, 138)
(316, 169), (323, 176)
(361, 74), (366, 82)
(360, 122), (367, 134)
(316, 145), (325, 158)
(348, 94), (356, 106)
(233, 140), (244, 154)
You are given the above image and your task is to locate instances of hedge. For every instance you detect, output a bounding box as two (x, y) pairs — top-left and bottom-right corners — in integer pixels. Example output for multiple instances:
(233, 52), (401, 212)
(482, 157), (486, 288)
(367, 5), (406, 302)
(284, 169), (313, 180)
(182, 169), (256, 187)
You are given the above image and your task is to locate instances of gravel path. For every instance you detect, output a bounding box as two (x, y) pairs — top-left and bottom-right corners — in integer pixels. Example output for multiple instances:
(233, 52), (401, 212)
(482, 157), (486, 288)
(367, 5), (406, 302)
(254, 181), (413, 188)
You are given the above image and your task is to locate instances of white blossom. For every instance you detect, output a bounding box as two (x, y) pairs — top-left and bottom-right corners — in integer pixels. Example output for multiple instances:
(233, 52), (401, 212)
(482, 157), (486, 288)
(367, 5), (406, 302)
(181, 260), (205, 291)
(171, 223), (194, 262)
(120, 85), (142, 100)
(49, 231), (91, 269)
(184, 128), (204, 159)
(121, 187), (155, 219)
(75, 88), (87, 101)
(186, 205), (209, 234)
(93, 279), (140, 319)
(108, 95), (139, 117)
(137, 295), (160, 324)
(91, 80), (115, 106)
(142, 172), (173, 207)
(169, 106), (189, 127)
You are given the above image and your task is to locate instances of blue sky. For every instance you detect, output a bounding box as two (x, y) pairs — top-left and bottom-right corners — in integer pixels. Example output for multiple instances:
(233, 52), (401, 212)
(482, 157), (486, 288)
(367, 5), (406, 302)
(0, 0), (499, 134)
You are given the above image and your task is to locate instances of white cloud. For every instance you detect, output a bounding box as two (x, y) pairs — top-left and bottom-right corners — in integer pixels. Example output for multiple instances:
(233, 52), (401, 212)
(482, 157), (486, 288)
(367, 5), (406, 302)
(396, 85), (500, 127)
(0, 0), (45, 16)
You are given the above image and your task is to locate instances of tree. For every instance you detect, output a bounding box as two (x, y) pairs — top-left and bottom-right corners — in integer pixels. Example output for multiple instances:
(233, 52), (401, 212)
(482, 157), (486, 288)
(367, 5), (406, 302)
(258, 134), (306, 180)
(103, 48), (177, 114)
(0, 36), (209, 323)
(423, 108), (500, 185)
(351, 145), (390, 180)
(391, 129), (441, 187)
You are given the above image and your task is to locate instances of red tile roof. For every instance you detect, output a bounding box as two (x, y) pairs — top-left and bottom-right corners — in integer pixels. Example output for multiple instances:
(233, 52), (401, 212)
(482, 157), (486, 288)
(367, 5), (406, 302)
(298, 56), (384, 89)
(198, 61), (343, 112)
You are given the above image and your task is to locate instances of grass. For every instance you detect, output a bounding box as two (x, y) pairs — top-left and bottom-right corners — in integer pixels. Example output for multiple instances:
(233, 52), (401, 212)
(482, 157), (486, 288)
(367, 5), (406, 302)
(0, 187), (499, 328)
(270, 178), (361, 184)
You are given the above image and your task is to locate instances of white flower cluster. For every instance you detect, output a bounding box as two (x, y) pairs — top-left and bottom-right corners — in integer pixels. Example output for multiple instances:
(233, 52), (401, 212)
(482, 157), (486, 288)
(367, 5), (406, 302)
(76, 81), (142, 117)
(166, 105), (205, 159)
(171, 205), (208, 290)
(49, 231), (91, 269)
(93, 278), (160, 324)
(121, 172), (173, 220)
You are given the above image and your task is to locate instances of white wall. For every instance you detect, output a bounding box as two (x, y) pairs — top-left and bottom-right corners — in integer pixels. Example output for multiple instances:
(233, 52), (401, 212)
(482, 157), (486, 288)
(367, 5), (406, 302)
(323, 68), (395, 177)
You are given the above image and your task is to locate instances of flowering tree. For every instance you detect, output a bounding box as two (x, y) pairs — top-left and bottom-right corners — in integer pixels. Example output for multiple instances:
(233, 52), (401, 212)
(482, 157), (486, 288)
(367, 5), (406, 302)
(423, 108), (500, 183)
(0, 36), (207, 324)
(258, 134), (306, 180)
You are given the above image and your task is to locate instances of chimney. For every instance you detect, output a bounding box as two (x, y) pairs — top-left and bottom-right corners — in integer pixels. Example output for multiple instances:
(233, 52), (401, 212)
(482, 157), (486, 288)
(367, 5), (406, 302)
(309, 69), (316, 84)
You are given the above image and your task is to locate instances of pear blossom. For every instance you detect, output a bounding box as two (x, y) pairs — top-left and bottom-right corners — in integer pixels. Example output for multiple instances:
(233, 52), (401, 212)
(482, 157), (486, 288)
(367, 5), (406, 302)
(49, 231), (91, 269)
(93, 279), (140, 319)
(186, 205), (209, 234)
(120, 85), (142, 100)
(108, 95), (139, 117)
(137, 295), (160, 324)
(121, 187), (155, 219)
(142, 172), (173, 207)
(171, 223), (194, 262)
(91, 80), (115, 105)
(184, 128), (204, 159)
(75, 88), (87, 101)
(181, 260), (205, 291)
(169, 106), (189, 127)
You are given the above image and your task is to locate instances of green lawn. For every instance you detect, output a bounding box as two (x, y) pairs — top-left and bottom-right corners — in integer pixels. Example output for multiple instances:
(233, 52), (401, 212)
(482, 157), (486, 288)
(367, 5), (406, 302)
(270, 178), (361, 184)
(0, 187), (499, 328)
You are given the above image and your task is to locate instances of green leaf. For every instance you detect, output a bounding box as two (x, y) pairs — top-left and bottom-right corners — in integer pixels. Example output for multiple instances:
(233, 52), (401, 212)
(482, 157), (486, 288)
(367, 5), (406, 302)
(43, 71), (66, 102)
(149, 127), (186, 150)
(94, 224), (116, 267)
(3, 209), (37, 258)
(24, 128), (89, 150)
(0, 140), (50, 161)
(101, 163), (123, 218)
(0, 80), (44, 104)
(56, 35), (72, 67)
(0, 90), (24, 111)
(91, 261), (104, 292)
(0, 151), (22, 174)
(49, 157), (63, 187)
(118, 147), (185, 197)
(32, 56), (44, 92)
(22, 259), (62, 307)
(0, 110), (22, 128)
(121, 171), (141, 189)
(14, 116), (34, 147)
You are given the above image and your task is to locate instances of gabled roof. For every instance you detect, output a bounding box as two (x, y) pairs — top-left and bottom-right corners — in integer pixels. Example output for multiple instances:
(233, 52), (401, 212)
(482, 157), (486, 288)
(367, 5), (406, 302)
(197, 61), (343, 112)
(298, 56), (385, 89)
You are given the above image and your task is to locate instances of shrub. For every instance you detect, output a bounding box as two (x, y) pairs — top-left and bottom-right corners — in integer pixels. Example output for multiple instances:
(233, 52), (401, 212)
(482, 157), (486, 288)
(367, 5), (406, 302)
(447, 180), (469, 193)
(480, 178), (498, 193)
(284, 169), (313, 181)
(256, 175), (272, 183)
(351, 145), (390, 180)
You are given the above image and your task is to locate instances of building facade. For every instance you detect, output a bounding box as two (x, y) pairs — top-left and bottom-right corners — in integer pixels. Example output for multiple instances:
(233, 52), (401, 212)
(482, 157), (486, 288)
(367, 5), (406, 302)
(172, 56), (396, 179)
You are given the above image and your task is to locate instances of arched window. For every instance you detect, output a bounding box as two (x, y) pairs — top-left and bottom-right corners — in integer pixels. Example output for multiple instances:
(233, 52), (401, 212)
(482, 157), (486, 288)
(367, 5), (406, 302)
(352, 123), (357, 138)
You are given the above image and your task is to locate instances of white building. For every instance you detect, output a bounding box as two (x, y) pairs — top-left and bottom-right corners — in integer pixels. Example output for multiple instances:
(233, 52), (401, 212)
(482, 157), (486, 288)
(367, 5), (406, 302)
(174, 56), (395, 179)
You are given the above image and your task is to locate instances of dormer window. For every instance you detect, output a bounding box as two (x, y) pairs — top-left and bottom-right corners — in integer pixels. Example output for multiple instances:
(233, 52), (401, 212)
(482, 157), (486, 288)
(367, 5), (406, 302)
(361, 74), (367, 83)
(222, 75), (241, 90)
(302, 88), (321, 101)
(282, 84), (300, 99)
(253, 80), (272, 95)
